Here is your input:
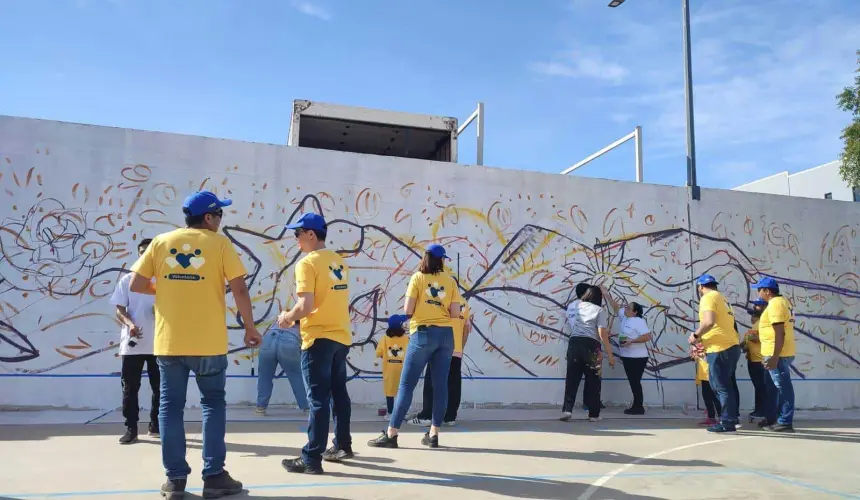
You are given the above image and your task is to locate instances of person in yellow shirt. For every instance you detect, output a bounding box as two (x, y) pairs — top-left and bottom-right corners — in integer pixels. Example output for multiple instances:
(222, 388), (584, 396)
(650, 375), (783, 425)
(751, 277), (796, 433)
(376, 314), (410, 419)
(743, 299), (767, 421)
(688, 274), (740, 433)
(129, 190), (261, 499)
(692, 346), (720, 426)
(411, 300), (471, 426)
(277, 213), (354, 474)
(368, 243), (462, 450)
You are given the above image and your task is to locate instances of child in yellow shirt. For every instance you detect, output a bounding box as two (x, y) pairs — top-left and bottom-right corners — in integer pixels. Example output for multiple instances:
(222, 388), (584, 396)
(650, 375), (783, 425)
(692, 342), (720, 426)
(743, 300), (767, 421)
(376, 314), (409, 419)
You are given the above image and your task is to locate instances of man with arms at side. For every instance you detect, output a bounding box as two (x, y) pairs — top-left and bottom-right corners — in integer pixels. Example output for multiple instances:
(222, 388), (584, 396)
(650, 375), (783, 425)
(752, 277), (797, 433)
(278, 213), (353, 475)
(688, 274), (741, 433)
(111, 238), (159, 445)
(130, 191), (262, 499)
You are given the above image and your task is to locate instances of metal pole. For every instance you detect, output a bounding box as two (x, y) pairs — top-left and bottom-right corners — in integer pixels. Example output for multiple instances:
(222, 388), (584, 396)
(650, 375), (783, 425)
(560, 129), (637, 176)
(682, 0), (699, 199)
(476, 101), (485, 166)
(634, 125), (643, 183)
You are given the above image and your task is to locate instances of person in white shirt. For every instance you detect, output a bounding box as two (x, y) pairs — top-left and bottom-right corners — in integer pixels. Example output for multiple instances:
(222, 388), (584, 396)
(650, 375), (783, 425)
(110, 238), (158, 444)
(618, 302), (652, 415)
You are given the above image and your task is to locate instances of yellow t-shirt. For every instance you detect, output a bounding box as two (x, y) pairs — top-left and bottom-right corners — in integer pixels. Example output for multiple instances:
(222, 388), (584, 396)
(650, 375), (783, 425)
(406, 271), (461, 333)
(453, 302), (471, 355)
(695, 357), (709, 384)
(295, 249), (351, 350)
(376, 335), (409, 397)
(744, 319), (763, 362)
(130, 228), (247, 356)
(758, 296), (796, 358)
(698, 290), (740, 354)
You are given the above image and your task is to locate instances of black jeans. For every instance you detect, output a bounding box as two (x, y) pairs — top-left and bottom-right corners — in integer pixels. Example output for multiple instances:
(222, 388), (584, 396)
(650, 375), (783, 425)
(301, 339), (352, 467)
(121, 354), (160, 429)
(747, 360), (766, 416)
(701, 381), (721, 419)
(621, 356), (648, 410)
(386, 397), (394, 415)
(416, 356), (462, 422)
(562, 337), (602, 418)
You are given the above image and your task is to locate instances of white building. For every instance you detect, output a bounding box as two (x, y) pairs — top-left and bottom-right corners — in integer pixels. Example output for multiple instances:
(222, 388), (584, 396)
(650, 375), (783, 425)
(732, 160), (859, 202)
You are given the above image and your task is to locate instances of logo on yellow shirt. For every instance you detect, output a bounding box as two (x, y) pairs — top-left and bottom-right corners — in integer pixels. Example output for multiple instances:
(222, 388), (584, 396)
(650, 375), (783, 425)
(387, 345), (404, 363)
(425, 282), (446, 306)
(329, 264), (348, 291)
(164, 244), (206, 281)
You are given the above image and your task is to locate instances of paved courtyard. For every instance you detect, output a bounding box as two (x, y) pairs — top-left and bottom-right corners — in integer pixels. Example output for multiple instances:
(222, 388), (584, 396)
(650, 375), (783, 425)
(1, 408), (858, 499)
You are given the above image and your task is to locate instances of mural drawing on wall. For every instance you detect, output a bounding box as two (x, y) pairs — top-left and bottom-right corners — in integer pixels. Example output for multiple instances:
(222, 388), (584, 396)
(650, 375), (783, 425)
(1, 138), (859, 405)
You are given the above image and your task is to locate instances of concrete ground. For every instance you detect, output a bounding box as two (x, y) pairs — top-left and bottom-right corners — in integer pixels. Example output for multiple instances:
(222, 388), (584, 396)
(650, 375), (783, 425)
(1, 408), (859, 499)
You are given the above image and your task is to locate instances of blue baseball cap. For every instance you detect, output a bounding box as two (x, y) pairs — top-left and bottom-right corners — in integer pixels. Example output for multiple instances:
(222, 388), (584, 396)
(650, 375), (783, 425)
(427, 243), (450, 260)
(751, 277), (779, 290)
(750, 298), (768, 306)
(696, 274), (718, 286)
(182, 191), (232, 216)
(387, 314), (408, 330)
(285, 213), (327, 232)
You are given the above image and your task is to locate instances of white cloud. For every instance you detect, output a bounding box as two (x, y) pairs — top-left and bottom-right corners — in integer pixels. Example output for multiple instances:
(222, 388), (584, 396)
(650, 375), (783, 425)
(290, 0), (331, 21)
(531, 49), (628, 85)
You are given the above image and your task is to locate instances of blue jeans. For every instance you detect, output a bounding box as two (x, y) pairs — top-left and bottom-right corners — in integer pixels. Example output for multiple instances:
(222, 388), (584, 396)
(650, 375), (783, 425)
(301, 338), (352, 467)
(157, 355), (227, 480)
(390, 325), (455, 428)
(705, 345), (740, 428)
(763, 356), (795, 425)
(256, 329), (308, 410)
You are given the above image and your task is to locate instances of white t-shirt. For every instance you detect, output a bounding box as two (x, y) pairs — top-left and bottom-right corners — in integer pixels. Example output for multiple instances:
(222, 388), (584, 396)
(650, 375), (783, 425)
(109, 272), (155, 356)
(566, 300), (609, 342)
(619, 316), (650, 358)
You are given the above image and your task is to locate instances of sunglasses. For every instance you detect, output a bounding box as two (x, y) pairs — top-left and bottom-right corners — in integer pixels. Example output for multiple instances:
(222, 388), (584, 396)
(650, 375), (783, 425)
(209, 209), (224, 218)
(294, 228), (306, 238)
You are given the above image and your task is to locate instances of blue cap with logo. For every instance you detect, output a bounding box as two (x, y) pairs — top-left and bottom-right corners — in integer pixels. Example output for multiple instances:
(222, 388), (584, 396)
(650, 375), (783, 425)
(285, 213), (327, 232)
(427, 243), (450, 260)
(387, 314), (408, 330)
(182, 191), (232, 217)
(696, 274), (718, 286)
(750, 277), (779, 290)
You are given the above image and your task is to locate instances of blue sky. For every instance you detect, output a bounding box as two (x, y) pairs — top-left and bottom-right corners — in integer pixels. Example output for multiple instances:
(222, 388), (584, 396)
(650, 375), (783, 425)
(1, 0), (859, 189)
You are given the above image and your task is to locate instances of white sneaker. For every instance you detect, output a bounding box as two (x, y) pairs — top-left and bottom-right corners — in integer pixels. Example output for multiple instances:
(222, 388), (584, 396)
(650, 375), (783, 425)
(589, 416), (602, 422)
(559, 412), (573, 422)
(383, 414), (391, 421)
(408, 417), (431, 426)
(443, 421), (456, 427)
(254, 407), (267, 416)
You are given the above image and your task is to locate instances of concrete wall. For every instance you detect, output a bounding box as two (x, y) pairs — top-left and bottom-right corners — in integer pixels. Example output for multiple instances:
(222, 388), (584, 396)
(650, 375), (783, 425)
(734, 161), (857, 202)
(2, 116), (860, 411)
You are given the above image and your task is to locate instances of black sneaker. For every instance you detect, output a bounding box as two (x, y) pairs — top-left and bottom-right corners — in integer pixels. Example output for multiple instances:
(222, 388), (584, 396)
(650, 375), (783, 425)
(160, 478), (186, 499)
(707, 423), (737, 433)
(281, 457), (323, 475)
(421, 432), (439, 448)
(768, 423), (795, 433)
(758, 419), (776, 429)
(322, 445), (354, 462)
(624, 407), (645, 415)
(367, 431), (399, 448)
(148, 423), (160, 437)
(119, 427), (138, 445)
(202, 470), (243, 499)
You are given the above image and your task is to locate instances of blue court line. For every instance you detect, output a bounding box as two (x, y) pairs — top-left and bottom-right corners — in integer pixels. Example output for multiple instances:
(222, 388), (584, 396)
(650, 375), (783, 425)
(0, 469), (747, 498)
(751, 470), (860, 499)
(4, 373), (860, 382)
(6, 468), (858, 499)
